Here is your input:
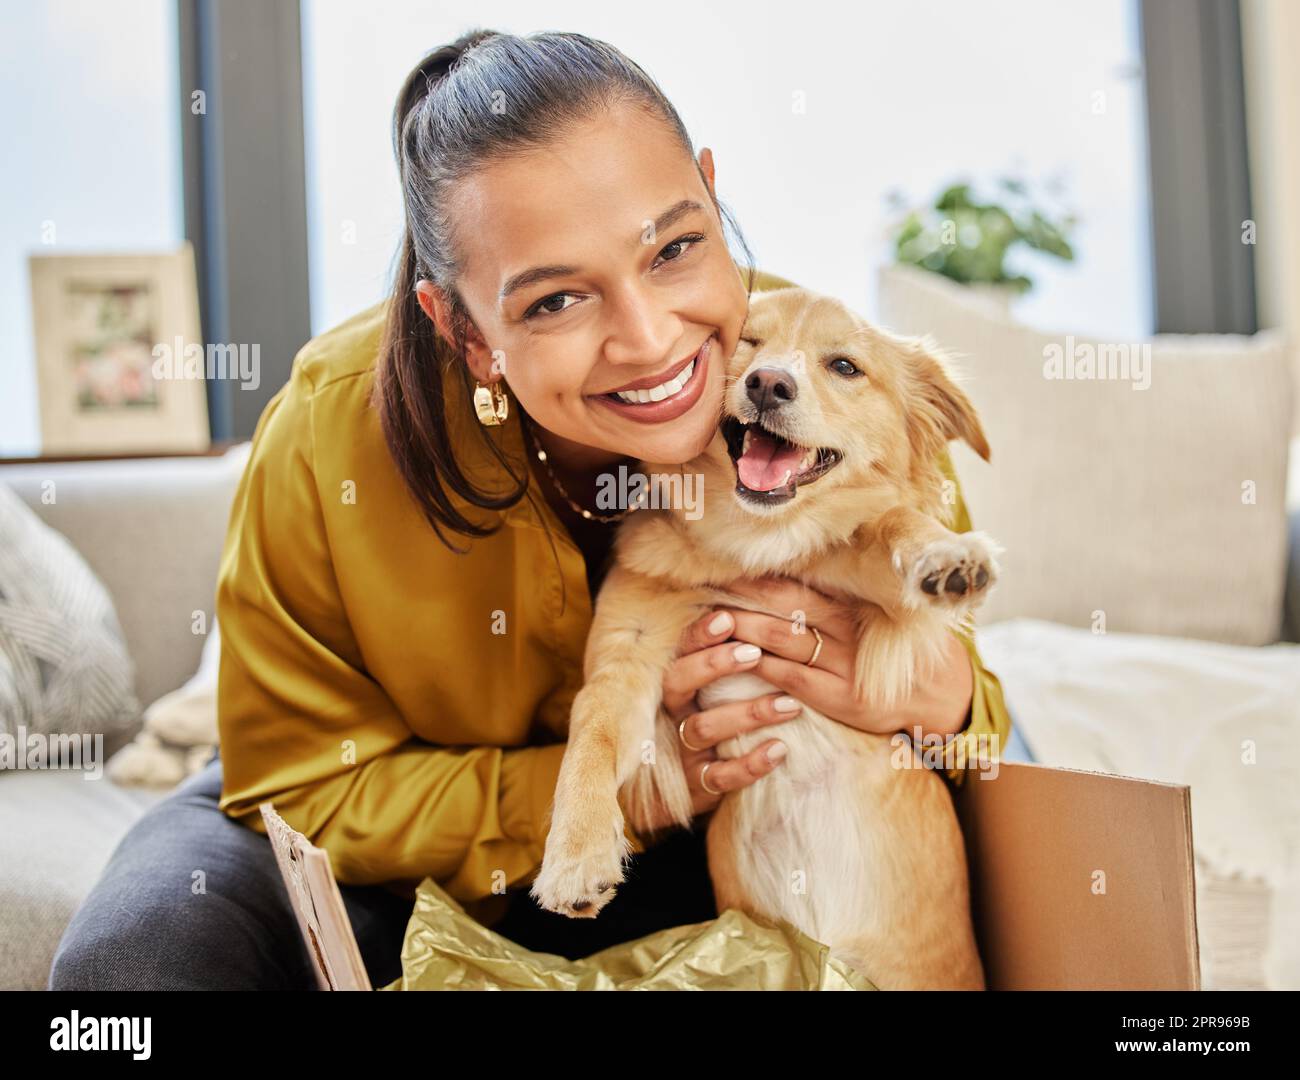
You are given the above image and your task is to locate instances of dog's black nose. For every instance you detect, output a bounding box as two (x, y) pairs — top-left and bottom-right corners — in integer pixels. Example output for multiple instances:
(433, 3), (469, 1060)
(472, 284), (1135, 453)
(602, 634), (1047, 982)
(745, 367), (798, 412)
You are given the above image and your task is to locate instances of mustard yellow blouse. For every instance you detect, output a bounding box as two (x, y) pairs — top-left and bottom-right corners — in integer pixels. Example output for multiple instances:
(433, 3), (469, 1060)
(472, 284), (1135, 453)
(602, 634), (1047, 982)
(215, 264), (1012, 922)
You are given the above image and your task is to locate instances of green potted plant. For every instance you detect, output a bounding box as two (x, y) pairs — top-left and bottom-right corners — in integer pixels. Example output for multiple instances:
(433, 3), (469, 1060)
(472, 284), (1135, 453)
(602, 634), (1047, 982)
(885, 176), (1076, 312)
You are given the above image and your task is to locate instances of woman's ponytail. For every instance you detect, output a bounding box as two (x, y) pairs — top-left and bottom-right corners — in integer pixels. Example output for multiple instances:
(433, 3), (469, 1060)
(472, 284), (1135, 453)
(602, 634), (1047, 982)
(389, 30), (499, 162)
(373, 29), (528, 554)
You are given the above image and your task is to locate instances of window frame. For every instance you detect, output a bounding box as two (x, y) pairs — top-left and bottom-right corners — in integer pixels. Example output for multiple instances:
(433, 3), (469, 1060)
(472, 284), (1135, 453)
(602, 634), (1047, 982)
(1139, 0), (1258, 333)
(178, 0), (311, 440)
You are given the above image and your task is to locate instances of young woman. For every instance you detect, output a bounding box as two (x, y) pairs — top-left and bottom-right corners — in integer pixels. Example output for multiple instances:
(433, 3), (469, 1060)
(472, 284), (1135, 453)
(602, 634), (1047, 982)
(49, 28), (1010, 990)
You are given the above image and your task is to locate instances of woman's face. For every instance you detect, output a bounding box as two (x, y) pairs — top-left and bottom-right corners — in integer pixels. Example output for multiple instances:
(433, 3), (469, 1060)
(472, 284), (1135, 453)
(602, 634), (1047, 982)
(415, 101), (751, 469)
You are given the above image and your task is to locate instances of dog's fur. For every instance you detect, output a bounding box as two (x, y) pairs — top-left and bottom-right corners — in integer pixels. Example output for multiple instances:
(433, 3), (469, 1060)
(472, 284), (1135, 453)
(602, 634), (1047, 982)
(531, 286), (1002, 989)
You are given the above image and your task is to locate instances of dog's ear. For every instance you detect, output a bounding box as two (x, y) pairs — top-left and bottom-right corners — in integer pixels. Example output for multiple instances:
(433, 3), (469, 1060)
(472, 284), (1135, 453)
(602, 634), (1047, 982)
(899, 336), (991, 464)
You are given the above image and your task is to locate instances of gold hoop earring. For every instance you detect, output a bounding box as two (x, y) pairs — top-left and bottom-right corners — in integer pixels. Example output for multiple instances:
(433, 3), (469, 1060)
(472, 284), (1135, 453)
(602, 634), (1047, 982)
(473, 380), (509, 426)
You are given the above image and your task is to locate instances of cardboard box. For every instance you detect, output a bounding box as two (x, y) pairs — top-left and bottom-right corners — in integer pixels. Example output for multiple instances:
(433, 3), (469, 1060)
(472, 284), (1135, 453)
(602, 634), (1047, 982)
(262, 761), (1201, 990)
(955, 762), (1199, 989)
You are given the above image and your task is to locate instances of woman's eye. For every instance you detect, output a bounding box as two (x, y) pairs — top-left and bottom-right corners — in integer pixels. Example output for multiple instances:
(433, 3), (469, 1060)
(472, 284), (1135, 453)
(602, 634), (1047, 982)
(654, 232), (707, 266)
(524, 292), (579, 320)
(830, 357), (863, 377)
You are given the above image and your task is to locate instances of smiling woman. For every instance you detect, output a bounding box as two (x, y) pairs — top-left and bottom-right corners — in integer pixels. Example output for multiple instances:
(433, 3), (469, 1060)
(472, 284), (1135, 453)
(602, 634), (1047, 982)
(49, 27), (1009, 991)
(393, 115), (755, 515)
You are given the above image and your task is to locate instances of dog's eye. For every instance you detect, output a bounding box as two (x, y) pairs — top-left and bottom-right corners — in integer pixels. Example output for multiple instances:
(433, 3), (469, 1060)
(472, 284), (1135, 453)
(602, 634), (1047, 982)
(739, 336), (760, 347)
(829, 357), (863, 377)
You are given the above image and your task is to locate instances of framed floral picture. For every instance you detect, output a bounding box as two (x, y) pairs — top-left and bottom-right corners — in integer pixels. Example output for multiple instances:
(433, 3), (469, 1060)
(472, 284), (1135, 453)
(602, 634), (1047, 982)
(27, 244), (210, 454)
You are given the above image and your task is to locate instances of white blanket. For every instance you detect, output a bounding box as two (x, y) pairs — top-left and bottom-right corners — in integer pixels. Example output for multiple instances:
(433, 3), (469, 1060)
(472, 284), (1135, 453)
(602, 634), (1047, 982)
(977, 617), (1300, 990)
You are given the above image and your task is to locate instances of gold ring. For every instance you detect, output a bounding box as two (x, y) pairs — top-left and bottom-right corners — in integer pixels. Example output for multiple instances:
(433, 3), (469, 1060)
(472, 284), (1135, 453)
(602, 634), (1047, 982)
(678, 716), (708, 753)
(699, 760), (723, 796)
(804, 626), (824, 667)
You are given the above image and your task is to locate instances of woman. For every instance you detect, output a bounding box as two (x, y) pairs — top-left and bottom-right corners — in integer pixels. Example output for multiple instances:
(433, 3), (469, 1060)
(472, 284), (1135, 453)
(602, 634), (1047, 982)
(49, 28), (1010, 990)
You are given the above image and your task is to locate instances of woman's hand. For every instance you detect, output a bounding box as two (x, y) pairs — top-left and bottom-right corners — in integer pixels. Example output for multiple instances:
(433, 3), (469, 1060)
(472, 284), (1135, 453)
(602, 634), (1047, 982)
(634, 607), (802, 833)
(710, 575), (975, 740)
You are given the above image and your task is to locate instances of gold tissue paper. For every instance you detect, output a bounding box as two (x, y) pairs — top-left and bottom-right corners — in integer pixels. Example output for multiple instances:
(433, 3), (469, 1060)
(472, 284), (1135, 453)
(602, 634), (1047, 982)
(382, 876), (877, 991)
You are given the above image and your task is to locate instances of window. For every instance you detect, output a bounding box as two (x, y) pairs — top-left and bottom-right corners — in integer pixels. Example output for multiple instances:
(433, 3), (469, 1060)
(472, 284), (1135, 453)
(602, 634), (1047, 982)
(0, 0), (183, 457)
(299, 1), (1151, 341)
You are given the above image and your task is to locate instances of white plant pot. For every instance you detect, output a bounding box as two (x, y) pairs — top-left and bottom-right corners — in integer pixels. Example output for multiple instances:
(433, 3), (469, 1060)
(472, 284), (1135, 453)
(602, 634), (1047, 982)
(964, 282), (1020, 317)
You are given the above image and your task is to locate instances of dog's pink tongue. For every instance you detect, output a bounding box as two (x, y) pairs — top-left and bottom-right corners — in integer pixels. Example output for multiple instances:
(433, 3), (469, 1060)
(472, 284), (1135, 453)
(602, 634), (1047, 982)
(737, 430), (804, 491)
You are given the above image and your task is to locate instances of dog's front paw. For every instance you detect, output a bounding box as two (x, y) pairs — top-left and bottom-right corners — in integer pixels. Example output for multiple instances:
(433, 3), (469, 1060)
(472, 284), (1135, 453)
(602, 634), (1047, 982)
(895, 530), (1001, 612)
(529, 806), (630, 919)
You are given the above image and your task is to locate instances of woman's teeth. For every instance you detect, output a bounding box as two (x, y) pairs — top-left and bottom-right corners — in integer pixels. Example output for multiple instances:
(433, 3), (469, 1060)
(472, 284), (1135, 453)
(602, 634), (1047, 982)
(612, 357), (695, 404)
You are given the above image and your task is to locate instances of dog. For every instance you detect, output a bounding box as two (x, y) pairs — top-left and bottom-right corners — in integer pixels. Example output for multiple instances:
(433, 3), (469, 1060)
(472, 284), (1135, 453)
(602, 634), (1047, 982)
(530, 286), (1001, 989)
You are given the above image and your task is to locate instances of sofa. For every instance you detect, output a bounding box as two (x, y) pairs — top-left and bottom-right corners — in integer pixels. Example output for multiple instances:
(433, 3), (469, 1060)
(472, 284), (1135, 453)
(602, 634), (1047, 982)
(0, 446), (249, 990)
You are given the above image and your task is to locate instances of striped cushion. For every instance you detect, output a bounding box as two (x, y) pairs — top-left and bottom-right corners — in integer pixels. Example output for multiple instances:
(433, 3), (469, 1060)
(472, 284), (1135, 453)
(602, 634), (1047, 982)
(0, 483), (140, 747)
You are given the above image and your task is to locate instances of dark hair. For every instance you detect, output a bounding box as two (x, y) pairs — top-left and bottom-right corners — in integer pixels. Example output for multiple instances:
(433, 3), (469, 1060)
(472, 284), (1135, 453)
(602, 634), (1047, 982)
(372, 28), (757, 565)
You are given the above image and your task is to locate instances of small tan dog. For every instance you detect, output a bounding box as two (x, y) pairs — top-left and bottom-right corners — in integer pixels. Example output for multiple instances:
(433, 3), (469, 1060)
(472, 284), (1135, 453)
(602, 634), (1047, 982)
(531, 286), (1001, 989)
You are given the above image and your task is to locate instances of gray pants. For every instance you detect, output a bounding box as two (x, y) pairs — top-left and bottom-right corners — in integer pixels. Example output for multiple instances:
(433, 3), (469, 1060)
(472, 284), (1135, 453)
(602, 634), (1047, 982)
(47, 754), (414, 990)
(46, 751), (720, 989)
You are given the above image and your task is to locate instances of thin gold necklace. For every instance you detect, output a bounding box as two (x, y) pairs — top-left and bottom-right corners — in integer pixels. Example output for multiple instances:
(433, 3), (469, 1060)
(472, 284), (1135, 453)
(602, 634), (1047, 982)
(519, 412), (645, 523)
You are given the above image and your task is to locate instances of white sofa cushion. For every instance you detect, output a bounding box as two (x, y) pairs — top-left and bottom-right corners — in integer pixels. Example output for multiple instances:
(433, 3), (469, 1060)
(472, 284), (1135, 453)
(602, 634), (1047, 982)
(0, 483), (140, 750)
(878, 264), (1294, 645)
(107, 622), (221, 789)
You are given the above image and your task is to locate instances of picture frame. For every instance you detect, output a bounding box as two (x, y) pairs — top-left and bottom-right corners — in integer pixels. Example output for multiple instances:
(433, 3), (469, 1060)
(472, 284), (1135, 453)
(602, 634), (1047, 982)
(27, 244), (210, 455)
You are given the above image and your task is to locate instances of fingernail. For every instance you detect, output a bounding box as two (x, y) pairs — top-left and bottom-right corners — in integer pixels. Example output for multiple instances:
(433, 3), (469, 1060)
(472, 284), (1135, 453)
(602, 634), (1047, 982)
(733, 643), (761, 662)
(766, 741), (788, 763)
(774, 696), (801, 712)
(708, 611), (733, 635)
